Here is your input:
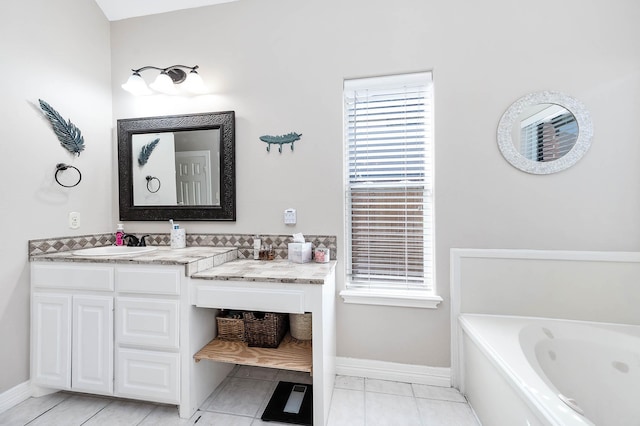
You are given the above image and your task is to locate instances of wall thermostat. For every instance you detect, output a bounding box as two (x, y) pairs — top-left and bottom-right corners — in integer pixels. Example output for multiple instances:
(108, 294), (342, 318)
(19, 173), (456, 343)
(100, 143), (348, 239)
(284, 208), (297, 225)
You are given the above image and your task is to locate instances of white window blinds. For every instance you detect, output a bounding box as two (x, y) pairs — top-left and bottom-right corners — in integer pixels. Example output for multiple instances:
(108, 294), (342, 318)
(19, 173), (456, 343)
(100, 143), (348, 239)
(344, 72), (434, 292)
(520, 105), (578, 162)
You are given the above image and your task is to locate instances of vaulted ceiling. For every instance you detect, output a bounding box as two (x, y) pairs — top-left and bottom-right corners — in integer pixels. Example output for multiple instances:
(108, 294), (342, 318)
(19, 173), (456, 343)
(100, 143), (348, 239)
(94, 0), (239, 21)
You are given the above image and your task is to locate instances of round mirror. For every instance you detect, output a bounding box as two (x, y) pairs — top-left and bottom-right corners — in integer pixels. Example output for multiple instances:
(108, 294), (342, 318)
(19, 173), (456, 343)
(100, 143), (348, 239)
(497, 91), (593, 174)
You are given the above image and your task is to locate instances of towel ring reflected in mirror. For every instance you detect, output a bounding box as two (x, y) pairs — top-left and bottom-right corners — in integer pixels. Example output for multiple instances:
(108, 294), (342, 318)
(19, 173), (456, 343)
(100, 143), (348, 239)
(497, 91), (593, 174)
(145, 175), (161, 193)
(54, 163), (82, 188)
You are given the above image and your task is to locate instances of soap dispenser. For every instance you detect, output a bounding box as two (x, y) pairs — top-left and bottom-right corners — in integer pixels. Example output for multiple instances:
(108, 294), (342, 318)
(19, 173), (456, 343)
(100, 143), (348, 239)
(115, 224), (125, 246)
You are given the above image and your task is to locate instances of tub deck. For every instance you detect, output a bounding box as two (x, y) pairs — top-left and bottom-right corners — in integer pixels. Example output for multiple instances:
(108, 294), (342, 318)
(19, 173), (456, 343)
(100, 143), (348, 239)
(459, 314), (640, 426)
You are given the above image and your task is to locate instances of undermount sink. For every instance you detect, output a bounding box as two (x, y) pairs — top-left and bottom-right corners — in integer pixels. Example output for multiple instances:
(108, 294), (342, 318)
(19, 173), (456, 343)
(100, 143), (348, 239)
(73, 246), (158, 256)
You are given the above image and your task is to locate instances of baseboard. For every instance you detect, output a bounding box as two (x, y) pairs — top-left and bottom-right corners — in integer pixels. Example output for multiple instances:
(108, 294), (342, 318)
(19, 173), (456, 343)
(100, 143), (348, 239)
(0, 380), (31, 415)
(335, 357), (450, 387)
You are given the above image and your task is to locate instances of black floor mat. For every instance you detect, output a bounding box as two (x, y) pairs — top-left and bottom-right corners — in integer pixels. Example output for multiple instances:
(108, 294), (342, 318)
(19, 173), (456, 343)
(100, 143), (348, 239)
(261, 381), (313, 425)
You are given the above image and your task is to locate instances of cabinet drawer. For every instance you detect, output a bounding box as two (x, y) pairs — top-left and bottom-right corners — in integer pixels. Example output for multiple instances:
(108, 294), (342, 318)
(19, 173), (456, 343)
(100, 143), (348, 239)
(116, 267), (181, 295)
(32, 263), (114, 291)
(116, 298), (179, 349)
(115, 348), (179, 404)
(195, 286), (305, 313)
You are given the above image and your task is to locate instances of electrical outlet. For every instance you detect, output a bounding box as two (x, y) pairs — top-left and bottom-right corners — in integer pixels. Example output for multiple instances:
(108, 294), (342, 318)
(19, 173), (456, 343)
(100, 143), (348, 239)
(68, 211), (80, 229)
(284, 208), (297, 225)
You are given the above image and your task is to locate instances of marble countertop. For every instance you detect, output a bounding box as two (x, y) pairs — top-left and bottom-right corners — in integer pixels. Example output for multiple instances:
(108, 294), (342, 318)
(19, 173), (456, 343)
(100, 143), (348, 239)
(29, 246), (238, 276)
(191, 259), (337, 284)
(30, 247), (336, 283)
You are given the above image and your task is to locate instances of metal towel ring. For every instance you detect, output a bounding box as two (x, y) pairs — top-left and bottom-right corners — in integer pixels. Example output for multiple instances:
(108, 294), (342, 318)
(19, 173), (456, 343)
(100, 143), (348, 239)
(55, 163), (82, 188)
(146, 175), (161, 193)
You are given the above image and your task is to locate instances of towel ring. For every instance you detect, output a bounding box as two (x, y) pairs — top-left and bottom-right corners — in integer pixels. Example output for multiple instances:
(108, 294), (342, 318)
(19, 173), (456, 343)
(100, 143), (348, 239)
(146, 175), (161, 193)
(55, 163), (82, 188)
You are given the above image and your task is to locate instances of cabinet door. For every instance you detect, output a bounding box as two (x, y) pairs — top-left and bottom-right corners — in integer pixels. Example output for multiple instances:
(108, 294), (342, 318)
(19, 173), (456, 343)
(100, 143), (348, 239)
(31, 293), (72, 389)
(115, 348), (179, 404)
(72, 295), (113, 395)
(116, 298), (179, 349)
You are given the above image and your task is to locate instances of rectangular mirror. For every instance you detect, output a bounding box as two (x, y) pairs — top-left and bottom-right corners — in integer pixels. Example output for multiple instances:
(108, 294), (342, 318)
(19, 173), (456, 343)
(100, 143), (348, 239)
(117, 111), (236, 221)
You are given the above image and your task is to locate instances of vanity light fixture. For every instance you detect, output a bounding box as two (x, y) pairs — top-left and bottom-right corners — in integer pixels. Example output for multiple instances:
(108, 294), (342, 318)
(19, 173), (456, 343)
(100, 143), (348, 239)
(121, 65), (207, 95)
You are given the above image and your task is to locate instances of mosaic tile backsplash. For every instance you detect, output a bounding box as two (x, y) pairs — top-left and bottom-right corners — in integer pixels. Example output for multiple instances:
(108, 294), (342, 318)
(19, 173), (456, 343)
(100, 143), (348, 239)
(29, 233), (337, 260)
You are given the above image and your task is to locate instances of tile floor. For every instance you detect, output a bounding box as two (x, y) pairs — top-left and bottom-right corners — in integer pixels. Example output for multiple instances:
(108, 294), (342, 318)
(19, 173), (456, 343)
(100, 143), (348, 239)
(0, 366), (480, 426)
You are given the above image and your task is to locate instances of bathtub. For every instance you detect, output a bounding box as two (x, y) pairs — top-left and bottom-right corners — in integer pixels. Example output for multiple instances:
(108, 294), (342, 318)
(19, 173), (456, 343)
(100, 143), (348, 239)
(458, 314), (640, 426)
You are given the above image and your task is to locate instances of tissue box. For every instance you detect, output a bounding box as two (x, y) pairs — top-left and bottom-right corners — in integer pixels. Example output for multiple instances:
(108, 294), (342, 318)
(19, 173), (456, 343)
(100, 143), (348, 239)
(288, 243), (312, 263)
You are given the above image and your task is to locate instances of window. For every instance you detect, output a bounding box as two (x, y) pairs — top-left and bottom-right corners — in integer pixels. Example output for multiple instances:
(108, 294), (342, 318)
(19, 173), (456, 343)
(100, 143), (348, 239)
(342, 72), (440, 308)
(520, 105), (578, 162)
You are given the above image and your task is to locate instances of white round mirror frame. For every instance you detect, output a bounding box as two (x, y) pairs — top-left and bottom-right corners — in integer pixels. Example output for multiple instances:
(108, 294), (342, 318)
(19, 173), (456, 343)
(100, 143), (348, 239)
(497, 91), (593, 174)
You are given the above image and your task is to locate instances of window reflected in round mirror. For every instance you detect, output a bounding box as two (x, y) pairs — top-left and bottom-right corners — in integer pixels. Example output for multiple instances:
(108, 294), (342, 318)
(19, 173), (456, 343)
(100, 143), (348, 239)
(497, 92), (593, 174)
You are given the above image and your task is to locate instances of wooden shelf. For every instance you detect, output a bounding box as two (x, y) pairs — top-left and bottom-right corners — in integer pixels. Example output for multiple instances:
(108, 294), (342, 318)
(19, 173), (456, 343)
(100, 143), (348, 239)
(193, 333), (312, 373)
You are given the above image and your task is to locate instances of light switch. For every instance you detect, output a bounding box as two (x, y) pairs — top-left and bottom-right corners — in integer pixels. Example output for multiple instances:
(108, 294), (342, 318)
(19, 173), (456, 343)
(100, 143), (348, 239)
(284, 208), (297, 225)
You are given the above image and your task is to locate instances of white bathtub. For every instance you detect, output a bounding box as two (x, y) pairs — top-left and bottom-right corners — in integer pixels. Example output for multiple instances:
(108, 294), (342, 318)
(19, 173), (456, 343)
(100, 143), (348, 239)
(458, 314), (640, 426)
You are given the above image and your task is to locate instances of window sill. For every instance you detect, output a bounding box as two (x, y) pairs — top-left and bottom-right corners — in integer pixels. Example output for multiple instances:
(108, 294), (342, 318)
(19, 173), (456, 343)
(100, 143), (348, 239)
(339, 288), (442, 309)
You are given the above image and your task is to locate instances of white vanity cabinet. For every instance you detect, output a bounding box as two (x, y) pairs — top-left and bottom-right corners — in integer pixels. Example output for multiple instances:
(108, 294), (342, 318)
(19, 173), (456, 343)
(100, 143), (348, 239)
(31, 264), (115, 395)
(114, 266), (182, 404)
(30, 260), (225, 416)
(30, 249), (334, 423)
(190, 260), (337, 426)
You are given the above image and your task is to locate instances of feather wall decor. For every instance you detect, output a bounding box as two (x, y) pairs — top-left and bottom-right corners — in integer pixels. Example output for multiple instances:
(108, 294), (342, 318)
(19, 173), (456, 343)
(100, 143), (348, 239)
(138, 138), (160, 166)
(38, 99), (85, 156)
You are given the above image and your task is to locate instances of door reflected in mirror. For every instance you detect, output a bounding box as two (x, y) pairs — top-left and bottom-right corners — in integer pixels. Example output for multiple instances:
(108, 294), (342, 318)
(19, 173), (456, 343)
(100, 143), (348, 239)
(512, 104), (578, 163)
(132, 129), (221, 206)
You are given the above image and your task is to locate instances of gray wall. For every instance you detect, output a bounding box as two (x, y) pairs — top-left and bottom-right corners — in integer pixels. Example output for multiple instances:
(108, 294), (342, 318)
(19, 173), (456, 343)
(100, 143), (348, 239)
(0, 1), (112, 392)
(110, 0), (640, 369)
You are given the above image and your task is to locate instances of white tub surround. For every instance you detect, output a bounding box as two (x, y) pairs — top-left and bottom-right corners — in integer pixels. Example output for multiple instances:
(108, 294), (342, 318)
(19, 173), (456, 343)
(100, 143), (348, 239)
(460, 314), (640, 426)
(450, 249), (640, 426)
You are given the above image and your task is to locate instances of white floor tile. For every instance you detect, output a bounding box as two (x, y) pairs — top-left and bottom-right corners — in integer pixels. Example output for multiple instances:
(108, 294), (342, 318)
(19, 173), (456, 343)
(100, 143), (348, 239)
(365, 378), (414, 396)
(192, 411), (253, 425)
(255, 380), (280, 418)
(28, 394), (110, 426)
(0, 392), (69, 426)
(0, 370), (481, 426)
(137, 405), (192, 425)
(327, 388), (364, 426)
(275, 369), (313, 385)
(205, 377), (274, 417)
(415, 398), (480, 426)
(412, 383), (467, 402)
(83, 400), (155, 425)
(334, 375), (364, 391)
(365, 392), (421, 426)
(234, 365), (279, 381)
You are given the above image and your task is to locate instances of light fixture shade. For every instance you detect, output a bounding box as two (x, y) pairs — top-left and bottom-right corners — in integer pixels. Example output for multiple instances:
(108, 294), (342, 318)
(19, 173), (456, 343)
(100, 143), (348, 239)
(183, 70), (208, 94)
(121, 73), (152, 96)
(149, 72), (178, 95)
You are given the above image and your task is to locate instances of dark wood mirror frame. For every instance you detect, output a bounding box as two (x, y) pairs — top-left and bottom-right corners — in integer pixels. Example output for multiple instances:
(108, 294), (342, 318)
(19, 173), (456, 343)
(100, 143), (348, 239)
(117, 111), (236, 221)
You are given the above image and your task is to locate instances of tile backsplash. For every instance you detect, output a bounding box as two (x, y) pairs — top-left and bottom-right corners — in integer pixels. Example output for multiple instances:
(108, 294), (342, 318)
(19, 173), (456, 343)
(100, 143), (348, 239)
(29, 233), (337, 260)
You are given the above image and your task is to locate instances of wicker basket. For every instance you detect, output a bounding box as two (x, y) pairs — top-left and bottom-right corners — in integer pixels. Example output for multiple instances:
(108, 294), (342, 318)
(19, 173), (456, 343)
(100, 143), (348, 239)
(216, 312), (246, 341)
(289, 313), (312, 340)
(243, 311), (289, 348)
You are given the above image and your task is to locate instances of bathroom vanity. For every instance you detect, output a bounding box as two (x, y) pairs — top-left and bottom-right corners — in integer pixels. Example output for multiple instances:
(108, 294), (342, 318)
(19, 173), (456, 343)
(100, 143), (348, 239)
(29, 246), (336, 425)
(191, 259), (337, 426)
